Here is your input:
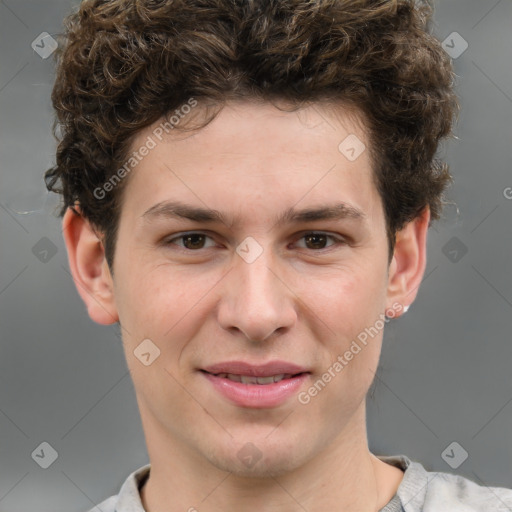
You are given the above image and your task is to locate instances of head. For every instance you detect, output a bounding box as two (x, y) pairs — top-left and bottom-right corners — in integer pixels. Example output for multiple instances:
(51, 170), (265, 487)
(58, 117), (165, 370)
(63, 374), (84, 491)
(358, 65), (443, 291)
(47, 0), (458, 477)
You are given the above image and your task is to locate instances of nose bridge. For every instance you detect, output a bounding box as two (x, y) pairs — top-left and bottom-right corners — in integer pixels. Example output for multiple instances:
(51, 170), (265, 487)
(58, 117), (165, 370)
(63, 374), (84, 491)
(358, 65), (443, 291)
(218, 238), (296, 341)
(239, 244), (277, 303)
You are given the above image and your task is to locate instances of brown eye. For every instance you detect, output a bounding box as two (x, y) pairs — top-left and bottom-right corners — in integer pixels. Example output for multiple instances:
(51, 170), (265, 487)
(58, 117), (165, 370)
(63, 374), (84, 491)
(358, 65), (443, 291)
(304, 233), (329, 250)
(166, 232), (216, 250)
(181, 234), (207, 249)
(295, 232), (345, 251)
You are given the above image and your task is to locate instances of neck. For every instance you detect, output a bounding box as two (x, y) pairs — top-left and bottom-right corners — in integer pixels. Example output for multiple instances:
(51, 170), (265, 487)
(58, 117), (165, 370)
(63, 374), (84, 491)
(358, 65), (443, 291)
(138, 403), (403, 512)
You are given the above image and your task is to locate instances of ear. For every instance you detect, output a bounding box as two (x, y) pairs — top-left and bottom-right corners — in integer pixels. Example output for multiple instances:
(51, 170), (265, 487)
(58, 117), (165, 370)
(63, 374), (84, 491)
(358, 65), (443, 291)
(62, 207), (119, 325)
(385, 206), (430, 316)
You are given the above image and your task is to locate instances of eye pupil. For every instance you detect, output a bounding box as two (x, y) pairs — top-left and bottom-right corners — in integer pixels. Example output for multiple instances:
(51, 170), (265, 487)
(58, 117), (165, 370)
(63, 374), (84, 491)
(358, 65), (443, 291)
(183, 234), (205, 249)
(305, 233), (327, 250)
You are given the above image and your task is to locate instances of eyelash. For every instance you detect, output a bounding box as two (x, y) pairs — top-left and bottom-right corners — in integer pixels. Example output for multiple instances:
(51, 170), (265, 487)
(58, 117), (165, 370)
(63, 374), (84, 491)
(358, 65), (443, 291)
(163, 231), (347, 252)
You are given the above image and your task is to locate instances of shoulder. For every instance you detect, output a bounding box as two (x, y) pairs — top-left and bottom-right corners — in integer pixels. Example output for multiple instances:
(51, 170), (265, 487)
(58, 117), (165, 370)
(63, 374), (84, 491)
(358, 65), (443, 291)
(421, 468), (512, 511)
(380, 454), (512, 512)
(83, 464), (151, 512)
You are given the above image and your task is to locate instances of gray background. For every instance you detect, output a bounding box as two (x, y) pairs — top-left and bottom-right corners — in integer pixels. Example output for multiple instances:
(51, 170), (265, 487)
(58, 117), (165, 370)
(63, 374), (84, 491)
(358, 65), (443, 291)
(0, 0), (511, 510)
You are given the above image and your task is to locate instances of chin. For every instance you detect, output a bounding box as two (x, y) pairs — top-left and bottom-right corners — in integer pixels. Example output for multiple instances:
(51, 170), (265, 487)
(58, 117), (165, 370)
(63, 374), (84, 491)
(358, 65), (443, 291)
(210, 451), (301, 479)
(202, 436), (308, 478)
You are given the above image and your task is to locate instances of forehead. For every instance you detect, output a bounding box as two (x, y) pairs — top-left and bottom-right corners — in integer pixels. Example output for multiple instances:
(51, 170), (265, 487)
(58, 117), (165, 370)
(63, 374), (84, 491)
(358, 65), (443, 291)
(120, 100), (383, 227)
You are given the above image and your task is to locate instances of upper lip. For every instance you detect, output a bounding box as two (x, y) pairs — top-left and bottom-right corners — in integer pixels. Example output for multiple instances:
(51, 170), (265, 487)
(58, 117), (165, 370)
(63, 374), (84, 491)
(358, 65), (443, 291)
(201, 360), (310, 377)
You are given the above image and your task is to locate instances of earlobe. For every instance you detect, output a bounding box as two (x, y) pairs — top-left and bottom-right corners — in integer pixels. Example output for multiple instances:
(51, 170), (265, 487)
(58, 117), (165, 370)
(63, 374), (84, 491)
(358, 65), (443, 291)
(385, 207), (430, 316)
(62, 207), (119, 325)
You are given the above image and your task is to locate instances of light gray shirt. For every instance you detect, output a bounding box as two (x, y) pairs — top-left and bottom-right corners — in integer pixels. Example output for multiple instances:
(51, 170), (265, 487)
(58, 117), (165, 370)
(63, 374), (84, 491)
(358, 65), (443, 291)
(88, 454), (512, 511)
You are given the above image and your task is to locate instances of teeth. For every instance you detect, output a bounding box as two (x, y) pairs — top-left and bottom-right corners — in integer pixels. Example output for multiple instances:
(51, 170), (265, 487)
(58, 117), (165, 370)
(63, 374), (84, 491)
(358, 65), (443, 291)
(246, 375), (276, 385)
(215, 373), (293, 384)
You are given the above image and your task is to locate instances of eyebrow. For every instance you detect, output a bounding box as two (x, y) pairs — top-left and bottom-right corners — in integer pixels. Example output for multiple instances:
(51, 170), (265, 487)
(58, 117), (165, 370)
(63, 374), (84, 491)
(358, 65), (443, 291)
(141, 200), (366, 227)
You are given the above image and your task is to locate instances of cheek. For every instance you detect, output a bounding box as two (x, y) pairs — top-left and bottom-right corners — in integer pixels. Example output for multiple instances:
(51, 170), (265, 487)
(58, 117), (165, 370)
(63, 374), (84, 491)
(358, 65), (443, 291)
(302, 262), (386, 335)
(115, 258), (186, 327)
(114, 262), (218, 365)
(302, 263), (387, 400)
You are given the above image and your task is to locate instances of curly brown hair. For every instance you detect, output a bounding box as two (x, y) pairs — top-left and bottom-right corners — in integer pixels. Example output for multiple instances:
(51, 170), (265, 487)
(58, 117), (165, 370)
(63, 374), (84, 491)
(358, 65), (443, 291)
(45, 0), (459, 270)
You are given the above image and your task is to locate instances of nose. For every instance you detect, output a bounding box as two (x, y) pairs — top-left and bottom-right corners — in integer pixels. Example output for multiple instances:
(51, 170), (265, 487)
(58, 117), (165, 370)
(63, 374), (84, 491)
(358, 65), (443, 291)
(217, 243), (297, 343)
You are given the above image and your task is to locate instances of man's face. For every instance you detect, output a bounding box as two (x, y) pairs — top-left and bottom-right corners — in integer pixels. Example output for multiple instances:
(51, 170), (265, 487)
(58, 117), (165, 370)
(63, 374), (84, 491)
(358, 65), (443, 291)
(98, 101), (405, 475)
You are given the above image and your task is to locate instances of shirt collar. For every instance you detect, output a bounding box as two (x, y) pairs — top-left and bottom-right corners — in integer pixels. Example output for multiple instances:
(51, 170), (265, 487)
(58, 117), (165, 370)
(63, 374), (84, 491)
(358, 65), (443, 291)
(377, 454), (433, 509)
(115, 463), (150, 511)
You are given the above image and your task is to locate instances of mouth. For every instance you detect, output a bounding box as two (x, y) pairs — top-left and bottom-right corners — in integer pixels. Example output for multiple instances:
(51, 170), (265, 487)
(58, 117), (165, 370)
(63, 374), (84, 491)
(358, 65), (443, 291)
(201, 360), (310, 377)
(200, 370), (308, 385)
(198, 362), (311, 408)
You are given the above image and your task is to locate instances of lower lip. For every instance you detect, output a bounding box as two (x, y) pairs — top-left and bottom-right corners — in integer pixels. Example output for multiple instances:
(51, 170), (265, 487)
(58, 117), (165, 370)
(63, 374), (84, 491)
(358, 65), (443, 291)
(201, 371), (309, 408)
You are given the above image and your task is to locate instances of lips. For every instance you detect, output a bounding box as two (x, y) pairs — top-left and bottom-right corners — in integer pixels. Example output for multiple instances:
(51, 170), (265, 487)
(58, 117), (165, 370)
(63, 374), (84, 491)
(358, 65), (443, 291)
(199, 361), (310, 407)
(213, 373), (295, 385)
(201, 360), (309, 378)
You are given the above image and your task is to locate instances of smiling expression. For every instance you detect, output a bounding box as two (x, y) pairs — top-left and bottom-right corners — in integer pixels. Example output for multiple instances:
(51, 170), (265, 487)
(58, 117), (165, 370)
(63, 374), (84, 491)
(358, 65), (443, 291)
(85, 99), (414, 476)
